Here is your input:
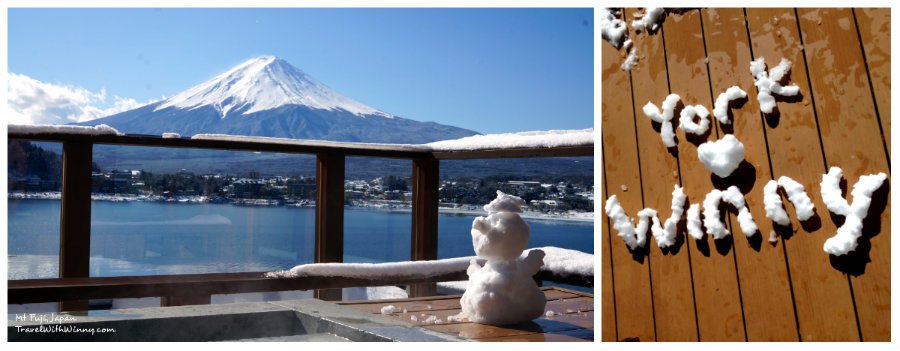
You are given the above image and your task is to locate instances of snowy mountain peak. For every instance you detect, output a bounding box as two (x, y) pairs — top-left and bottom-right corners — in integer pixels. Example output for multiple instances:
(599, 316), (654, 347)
(155, 56), (393, 118)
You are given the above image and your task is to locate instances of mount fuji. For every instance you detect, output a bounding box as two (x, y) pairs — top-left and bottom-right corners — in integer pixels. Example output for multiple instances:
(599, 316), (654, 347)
(78, 56), (477, 143)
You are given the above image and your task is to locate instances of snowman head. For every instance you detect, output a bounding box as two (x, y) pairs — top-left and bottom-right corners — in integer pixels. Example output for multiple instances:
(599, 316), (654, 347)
(471, 191), (530, 261)
(483, 190), (525, 213)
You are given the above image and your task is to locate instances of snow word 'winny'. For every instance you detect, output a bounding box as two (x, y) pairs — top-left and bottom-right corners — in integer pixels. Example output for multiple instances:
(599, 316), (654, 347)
(604, 167), (888, 257)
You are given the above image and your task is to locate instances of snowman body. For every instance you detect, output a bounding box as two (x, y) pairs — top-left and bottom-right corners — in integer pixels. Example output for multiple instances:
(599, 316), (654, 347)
(460, 191), (546, 325)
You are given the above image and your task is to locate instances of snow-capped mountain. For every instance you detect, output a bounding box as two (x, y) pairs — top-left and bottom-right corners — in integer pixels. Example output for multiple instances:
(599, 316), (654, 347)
(79, 56), (477, 143)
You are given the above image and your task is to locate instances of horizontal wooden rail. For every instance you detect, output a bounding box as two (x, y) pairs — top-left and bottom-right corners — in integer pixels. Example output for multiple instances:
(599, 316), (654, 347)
(7, 269), (592, 305)
(8, 132), (594, 160)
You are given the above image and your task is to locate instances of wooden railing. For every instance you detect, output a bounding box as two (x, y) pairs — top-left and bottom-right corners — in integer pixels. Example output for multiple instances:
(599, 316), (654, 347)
(7, 131), (593, 310)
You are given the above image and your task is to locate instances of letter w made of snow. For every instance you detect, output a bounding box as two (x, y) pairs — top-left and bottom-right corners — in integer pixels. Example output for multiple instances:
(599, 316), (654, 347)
(604, 185), (686, 249)
(699, 186), (759, 240)
(642, 94), (680, 148)
(819, 167), (888, 256)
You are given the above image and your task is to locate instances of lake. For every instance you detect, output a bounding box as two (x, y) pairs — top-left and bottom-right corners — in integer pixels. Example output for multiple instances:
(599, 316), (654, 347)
(8, 199), (594, 279)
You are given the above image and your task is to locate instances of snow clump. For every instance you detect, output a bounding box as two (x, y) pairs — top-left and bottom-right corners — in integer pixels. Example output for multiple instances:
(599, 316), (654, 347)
(604, 195), (650, 249)
(601, 8), (628, 48)
(686, 203), (704, 240)
(632, 8), (666, 33)
(697, 134), (745, 178)
(750, 57), (800, 114)
(763, 176), (816, 226)
(380, 305), (396, 315)
(820, 168), (888, 256)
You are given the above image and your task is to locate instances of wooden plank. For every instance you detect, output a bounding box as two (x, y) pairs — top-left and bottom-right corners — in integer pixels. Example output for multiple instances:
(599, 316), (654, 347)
(623, 7), (699, 342)
(796, 8), (891, 341)
(601, 16), (656, 342)
(700, 8), (799, 341)
(315, 152), (345, 301)
(478, 328), (593, 342)
(8, 271), (470, 304)
(600, 151), (617, 343)
(745, 8), (858, 341)
(8, 133), (432, 160)
(409, 159), (440, 297)
(161, 294), (211, 307)
(59, 141), (93, 312)
(852, 8), (891, 159)
(663, 9), (744, 341)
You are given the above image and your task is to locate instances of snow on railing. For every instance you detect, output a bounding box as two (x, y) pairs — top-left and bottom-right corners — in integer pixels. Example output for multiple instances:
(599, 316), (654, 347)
(8, 125), (594, 153)
(265, 246), (593, 280)
(8, 124), (124, 136)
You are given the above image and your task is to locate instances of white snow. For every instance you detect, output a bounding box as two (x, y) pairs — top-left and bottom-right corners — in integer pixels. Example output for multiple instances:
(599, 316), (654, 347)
(649, 185), (686, 248)
(820, 168), (888, 256)
(155, 56), (392, 118)
(697, 134), (746, 178)
(763, 180), (791, 226)
(713, 86), (748, 124)
(601, 8), (628, 48)
(721, 186), (759, 237)
(820, 167), (851, 216)
(632, 8), (666, 33)
(642, 94), (681, 147)
(777, 176), (816, 221)
(764, 176), (816, 225)
(161, 132), (181, 139)
(621, 47), (639, 71)
(380, 305), (397, 315)
(8, 123), (124, 136)
(679, 105), (711, 135)
(604, 195), (650, 249)
(702, 189), (728, 239)
(701, 186), (759, 239)
(686, 203), (704, 240)
(483, 191), (526, 213)
(750, 57), (801, 114)
(536, 246), (593, 277)
(462, 192), (546, 325)
(265, 256), (473, 279)
(425, 129), (594, 152)
(191, 133), (429, 152)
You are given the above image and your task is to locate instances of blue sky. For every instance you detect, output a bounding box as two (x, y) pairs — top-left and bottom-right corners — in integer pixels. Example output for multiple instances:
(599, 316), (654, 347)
(8, 8), (593, 133)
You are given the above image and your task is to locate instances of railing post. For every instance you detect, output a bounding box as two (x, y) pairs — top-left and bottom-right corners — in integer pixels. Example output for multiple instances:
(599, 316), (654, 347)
(409, 158), (440, 297)
(314, 152), (345, 301)
(59, 141), (93, 312)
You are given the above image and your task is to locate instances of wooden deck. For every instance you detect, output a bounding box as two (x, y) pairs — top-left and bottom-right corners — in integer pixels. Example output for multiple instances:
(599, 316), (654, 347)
(339, 286), (594, 342)
(602, 8), (890, 341)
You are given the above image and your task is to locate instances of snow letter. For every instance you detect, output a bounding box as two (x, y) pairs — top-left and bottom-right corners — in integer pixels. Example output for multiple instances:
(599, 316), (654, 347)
(642, 94), (680, 147)
(713, 86), (748, 124)
(819, 167), (888, 256)
(679, 105), (711, 135)
(750, 57), (800, 114)
(763, 176), (816, 226)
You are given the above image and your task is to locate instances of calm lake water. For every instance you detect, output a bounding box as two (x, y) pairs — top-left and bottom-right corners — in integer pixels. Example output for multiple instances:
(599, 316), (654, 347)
(8, 199), (593, 279)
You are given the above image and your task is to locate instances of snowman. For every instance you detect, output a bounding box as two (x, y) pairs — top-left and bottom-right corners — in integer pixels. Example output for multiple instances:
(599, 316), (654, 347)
(460, 191), (546, 325)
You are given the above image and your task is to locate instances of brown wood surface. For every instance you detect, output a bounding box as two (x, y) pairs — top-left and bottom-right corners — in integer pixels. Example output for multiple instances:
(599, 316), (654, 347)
(664, 10), (744, 341)
(603, 8), (890, 342)
(852, 8), (891, 159)
(601, 19), (656, 342)
(59, 141), (93, 312)
(701, 8), (798, 341)
(744, 8), (859, 341)
(797, 8), (891, 341)
(625, 7), (700, 342)
(341, 287), (593, 342)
